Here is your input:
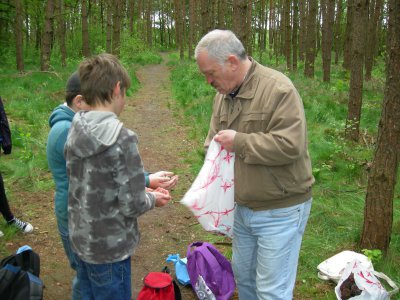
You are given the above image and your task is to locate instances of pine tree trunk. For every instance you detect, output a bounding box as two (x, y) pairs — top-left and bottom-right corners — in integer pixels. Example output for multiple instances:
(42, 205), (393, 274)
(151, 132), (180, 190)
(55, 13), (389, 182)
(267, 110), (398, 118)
(321, 0), (335, 82)
(15, 0), (24, 72)
(345, 0), (368, 142)
(82, 0), (90, 57)
(145, 0), (152, 48)
(188, 0), (196, 59)
(364, 0), (383, 80)
(112, 0), (122, 56)
(41, 0), (54, 71)
(343, 0), (354, 70)
(360, 0), (400, 252)
(284, 0), (291, 70)
(292, 0), (299, 70)
(334, 0), (343, 64)
(55, 0), (66, 67)
(106, 0), (112, 53)
(233, 0), (249, 51)
(304, 0), (317, 77)
(298, 0), (306, 62)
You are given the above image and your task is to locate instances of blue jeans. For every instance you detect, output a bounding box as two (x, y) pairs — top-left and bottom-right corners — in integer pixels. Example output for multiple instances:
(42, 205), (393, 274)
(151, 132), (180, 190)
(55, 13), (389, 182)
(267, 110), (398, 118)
(232, 199), (312, 300)
(75, 255), (131, 300)
(58, 222), (81, 300)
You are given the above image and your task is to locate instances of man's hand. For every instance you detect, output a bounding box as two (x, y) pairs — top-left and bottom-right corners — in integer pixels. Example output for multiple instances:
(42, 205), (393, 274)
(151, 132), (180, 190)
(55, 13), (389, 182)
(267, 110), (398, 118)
(149, 171), (179, 190)
(214, 129), (236, 152)
(152, 187), (172, 207)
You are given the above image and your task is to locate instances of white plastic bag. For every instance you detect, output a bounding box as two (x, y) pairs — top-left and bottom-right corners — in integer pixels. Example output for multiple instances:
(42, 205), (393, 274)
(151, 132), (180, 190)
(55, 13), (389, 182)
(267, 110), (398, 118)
(317, 251), (373, 283)
(181, 139), (235, 237)
(335, 259), (398, 300)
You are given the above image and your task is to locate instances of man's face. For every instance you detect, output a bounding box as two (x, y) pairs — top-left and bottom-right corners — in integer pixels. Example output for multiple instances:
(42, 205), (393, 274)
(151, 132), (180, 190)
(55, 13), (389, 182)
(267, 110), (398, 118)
(196, 51), (236, 95)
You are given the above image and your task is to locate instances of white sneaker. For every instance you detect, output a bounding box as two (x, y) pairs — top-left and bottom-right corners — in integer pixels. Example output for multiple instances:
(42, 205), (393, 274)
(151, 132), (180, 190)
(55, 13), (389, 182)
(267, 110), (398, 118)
(10, 217), (34, 233)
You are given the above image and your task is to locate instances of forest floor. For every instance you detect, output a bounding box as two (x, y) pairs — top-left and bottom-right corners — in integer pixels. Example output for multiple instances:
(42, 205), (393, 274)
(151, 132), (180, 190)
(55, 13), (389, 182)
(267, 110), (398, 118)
(7, 53), (220, 299)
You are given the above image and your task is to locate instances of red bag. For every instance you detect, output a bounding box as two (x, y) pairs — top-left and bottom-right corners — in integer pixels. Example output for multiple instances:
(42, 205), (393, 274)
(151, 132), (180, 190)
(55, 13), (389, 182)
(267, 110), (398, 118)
(137, 272), (176, 300)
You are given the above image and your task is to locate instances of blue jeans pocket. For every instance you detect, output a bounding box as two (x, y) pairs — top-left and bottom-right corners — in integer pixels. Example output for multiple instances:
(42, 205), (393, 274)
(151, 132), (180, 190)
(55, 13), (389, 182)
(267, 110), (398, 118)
(87, 263), (112, 287)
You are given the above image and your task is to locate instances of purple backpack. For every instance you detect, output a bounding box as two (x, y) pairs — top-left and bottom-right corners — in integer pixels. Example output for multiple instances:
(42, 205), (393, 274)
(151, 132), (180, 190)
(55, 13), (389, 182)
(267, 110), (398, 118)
(186, 241), (236, 300)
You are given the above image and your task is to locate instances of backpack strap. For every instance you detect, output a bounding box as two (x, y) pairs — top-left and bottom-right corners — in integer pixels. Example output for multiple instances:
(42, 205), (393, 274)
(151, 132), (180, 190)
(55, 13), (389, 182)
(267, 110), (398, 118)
(14, 250), (40, 277)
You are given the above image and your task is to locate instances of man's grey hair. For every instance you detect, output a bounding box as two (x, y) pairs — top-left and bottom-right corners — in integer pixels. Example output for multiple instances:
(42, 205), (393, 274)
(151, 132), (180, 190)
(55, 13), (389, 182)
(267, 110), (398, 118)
(194, 29), (247, 65)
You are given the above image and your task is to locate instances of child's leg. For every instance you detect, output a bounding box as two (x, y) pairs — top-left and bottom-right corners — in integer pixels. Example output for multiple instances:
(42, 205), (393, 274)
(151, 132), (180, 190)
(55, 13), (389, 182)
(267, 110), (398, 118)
(76, 255), (131, 300)
(0, 172), (14, 222)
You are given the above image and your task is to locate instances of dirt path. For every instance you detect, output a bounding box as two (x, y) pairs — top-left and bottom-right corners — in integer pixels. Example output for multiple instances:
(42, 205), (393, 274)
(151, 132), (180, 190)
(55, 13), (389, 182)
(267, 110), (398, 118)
(8, 54), (205, 299)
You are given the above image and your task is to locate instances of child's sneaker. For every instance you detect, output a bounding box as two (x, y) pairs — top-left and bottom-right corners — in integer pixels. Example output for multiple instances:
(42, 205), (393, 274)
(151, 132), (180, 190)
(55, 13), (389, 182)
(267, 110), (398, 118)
(8, 217), (34, 233)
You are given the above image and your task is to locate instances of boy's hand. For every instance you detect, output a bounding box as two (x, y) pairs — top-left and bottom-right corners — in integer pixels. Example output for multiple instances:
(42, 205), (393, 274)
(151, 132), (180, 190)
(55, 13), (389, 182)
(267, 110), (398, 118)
(152, 188), (172, 207)
(149, 171), (178, 190)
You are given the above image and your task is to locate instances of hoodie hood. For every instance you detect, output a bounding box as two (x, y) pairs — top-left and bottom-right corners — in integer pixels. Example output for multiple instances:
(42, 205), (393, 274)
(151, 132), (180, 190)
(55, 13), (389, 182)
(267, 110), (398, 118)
(48, 104), (75, 128)
(65, 110), (123, 158)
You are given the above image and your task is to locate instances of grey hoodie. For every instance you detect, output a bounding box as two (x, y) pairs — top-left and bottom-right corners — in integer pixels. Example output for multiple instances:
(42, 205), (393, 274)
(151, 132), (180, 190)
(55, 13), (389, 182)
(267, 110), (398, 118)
(64, 110), (155, 264)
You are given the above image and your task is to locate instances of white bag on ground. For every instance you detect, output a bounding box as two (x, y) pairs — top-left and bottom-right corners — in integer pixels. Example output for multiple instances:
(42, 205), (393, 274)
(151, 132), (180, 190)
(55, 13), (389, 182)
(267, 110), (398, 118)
(181, 139), (235, 237)
(317, 251), (373, 283)
(335, 258), (399, 300)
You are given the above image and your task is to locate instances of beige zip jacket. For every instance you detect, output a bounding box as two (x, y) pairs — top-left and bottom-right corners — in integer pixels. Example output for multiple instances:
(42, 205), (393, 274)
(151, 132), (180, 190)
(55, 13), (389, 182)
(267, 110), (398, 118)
(205, 58), (314, 210)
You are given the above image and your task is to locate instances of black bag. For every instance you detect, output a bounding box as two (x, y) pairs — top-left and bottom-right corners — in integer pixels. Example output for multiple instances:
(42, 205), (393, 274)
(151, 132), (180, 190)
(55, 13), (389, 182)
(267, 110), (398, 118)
(0, 96), (12, 155)
(0, 249), (43, 300)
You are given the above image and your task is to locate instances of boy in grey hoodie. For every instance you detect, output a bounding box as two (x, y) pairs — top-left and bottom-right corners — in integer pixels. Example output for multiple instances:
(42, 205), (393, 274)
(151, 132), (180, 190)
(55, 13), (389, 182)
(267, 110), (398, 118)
(64, 53), (171, 300)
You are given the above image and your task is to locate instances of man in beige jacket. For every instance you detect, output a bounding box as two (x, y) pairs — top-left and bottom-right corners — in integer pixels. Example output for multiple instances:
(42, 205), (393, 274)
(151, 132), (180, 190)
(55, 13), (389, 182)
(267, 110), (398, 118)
(195, 29), (314, 300)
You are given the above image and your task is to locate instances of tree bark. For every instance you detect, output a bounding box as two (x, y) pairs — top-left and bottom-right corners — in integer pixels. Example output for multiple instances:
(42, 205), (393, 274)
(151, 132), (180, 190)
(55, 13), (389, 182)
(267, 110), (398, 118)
(55, 0), (66, 67)
(364, 0), (383, 80)
(334, 0), (343, 64)
(188, 0), (196, 59)
(292, 0), (299, 70)
(283, 0), (291, 70)
(40, 0), (54, 71)
(112, 0), (122, 56)
(304, 0), (317, 77)
(298, 0), (307, 61)
(15, 0), (24, 72)
(145, 0), (152, 47)
(233, 0), (249, 52)
(345, 0), (368, 142)
(106, 0), (112, 53)
(343, 0), (354, 70)
(360, 0), (400, 253)
(82, 0), (91, 57)
(321, 0), (335, 82)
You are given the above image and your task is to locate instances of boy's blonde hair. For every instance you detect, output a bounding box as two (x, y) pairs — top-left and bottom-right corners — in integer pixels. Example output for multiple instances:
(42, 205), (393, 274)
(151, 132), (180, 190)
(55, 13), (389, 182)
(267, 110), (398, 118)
(79, 53), (131, 106)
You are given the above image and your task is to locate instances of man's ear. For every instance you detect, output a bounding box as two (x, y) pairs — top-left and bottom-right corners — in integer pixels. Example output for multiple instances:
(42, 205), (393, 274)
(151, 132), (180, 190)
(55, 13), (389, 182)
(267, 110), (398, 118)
(227, 55), (240, 71)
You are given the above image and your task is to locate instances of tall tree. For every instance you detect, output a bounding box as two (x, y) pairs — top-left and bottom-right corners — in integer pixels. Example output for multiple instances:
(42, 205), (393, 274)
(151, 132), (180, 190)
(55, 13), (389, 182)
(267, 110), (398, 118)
(304, 0), (317, 77)
(298, 0), (307, 61)
(15, 0), (24, 72)
(360, 0), (400, 252)
(233, 0), (249, 53)
(345, 0), (368, 142)
(188, 0), (196, 59)
(292, 0), (299, 70)
(106, 0), (112, 53)
(343, 0), (354, 69)
(364, 0), (383, 80)
(283, 0), (291, 70)
(145, 0), (152, 47)
(40, 0), (54, 71)
(321, 0), (335, 82)
(55, 0), (66, 67)
(112, 0), (122, 56)
(333, 0), (343, 64)
(82, 0), (90, 57)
